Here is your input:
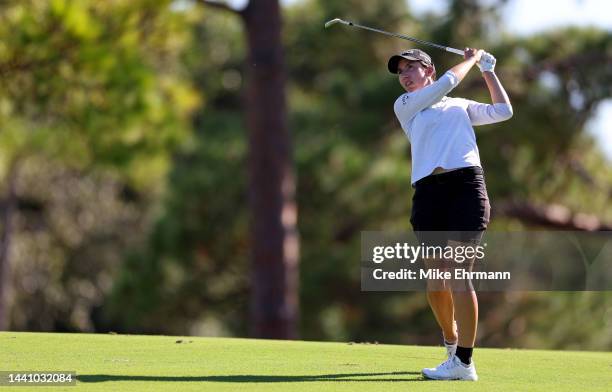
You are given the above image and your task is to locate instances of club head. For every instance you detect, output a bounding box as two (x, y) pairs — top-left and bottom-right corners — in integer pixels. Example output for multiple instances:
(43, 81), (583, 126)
(324, 18), (349, 28)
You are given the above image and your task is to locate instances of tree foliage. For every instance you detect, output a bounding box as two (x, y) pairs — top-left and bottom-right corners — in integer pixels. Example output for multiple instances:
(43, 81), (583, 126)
(0, 0), (197, 185)
(0, 0), (196, 331)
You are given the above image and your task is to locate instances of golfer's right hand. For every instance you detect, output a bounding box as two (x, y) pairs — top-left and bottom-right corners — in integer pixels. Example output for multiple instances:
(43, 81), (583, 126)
(464, 48), (484, 62)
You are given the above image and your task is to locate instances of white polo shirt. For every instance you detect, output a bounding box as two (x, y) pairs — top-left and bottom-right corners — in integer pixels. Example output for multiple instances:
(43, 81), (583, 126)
(394, 70), (513, 184)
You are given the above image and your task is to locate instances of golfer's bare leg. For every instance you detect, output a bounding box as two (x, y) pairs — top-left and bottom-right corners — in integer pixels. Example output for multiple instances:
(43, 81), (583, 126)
(451, 289), (477, 347)
(427, 290), (457, 343)
(447, 240), (478, 348)
(425, 258), (458, 343)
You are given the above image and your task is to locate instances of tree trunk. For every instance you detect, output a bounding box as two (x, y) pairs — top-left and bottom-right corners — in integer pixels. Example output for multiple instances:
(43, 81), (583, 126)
(0, 161), (19, 330)
(242, 0), (299, 339)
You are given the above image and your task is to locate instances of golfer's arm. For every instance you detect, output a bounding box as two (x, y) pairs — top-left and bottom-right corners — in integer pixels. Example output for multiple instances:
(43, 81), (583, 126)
(482, 71), (511, 105)
(467, 71), (513, 125)
(394, 72), (459, 121)
(448, 57), (479, 83)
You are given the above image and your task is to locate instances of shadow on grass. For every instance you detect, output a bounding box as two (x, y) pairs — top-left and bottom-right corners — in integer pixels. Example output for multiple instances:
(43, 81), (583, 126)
(78, 371), (425, 383)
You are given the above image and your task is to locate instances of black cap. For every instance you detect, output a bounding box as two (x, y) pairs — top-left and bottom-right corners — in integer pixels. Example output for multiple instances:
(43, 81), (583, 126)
(388, 49), (433, 74)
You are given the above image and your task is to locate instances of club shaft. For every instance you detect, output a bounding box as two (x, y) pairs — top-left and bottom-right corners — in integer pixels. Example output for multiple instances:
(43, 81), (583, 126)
(343, 21), (464, 56)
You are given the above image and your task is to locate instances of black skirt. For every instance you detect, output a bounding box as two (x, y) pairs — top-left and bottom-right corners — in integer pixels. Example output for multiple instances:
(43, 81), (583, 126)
(410, 166), (491, 246)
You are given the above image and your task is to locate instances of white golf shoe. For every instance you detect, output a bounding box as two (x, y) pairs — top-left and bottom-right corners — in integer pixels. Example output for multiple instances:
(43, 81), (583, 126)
(444, 341), (457, 359)
(422, 355), (478, 381)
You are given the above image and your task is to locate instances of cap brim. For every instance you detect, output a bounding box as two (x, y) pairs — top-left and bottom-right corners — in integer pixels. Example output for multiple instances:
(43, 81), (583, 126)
(387, 54), (422, 74)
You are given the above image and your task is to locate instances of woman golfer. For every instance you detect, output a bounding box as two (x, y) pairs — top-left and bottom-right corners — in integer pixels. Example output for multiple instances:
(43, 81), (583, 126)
(388, 47), (512, 381)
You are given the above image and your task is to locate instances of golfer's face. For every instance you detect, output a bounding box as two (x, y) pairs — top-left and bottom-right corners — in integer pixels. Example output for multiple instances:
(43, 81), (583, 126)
(397, 59), (429, 92)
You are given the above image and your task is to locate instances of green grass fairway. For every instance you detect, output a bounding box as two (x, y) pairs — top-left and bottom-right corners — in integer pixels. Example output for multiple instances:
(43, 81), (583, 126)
(1, 332), (611, 391)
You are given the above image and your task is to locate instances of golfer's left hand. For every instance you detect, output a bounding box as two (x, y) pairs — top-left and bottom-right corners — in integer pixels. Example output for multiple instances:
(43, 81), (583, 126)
(478, 52), (496, 73)
(464, 48), (484, 62)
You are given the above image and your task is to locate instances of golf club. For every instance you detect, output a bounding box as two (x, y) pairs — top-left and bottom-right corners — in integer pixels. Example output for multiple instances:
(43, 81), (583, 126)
(324, 18), (465, 56)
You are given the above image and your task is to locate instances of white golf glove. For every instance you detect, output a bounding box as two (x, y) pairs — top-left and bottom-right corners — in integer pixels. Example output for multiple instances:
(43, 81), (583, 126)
(477, 52), (496, 73)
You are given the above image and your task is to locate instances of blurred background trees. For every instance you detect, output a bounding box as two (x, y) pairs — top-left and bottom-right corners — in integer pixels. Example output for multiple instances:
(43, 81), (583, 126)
(0, 0), (610, 350)
(0, 0), (197, 330)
